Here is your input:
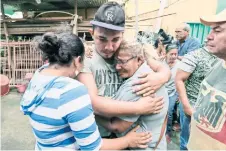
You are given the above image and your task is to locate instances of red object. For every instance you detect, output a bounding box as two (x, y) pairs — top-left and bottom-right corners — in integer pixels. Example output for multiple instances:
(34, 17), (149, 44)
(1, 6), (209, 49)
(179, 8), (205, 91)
(16, 84), (27, 93)
(25, 73), (33, 81)
(172, 123), (181, 132)
(44, 60), (49, 64)
(165, 134), (172, 144)
(0, 74), (10, 96)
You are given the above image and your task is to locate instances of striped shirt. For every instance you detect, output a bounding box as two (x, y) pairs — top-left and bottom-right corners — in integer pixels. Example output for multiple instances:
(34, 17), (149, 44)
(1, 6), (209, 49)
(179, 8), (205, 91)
(20, 66), (102, 150)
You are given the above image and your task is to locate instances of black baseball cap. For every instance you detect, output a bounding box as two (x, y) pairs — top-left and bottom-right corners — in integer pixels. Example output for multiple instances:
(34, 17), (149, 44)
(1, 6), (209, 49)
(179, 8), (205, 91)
(90, 1), (125, 31)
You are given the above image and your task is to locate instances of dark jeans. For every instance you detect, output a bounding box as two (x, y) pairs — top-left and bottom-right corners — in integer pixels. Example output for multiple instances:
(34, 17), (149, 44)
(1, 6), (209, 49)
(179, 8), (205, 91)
(167, 92), (178, 136)
(173, 100), (180, 124)
(179, 102), (191, 150)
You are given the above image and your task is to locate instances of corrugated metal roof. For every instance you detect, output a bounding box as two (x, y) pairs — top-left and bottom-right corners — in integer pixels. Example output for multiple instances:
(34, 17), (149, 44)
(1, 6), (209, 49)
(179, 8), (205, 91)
(2, 0), (108, 11)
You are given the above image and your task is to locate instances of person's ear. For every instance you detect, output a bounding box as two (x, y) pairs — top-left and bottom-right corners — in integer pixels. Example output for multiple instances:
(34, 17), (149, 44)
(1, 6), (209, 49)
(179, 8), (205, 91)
(73, 56), (81, 68)
(89, 29), (94, 36)
(185, 30), (189, 35)
(137, 56), (144, 65)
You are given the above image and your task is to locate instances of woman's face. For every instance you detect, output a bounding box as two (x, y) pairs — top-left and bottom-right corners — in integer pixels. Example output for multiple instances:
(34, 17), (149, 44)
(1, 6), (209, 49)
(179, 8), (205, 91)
(166, 48), (178, 64)
(115, 51), (142, 78)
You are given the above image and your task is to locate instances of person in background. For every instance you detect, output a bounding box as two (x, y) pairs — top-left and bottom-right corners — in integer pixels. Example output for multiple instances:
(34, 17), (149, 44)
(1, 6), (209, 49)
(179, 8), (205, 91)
(188, 9), (226, 150)
(163, 44), (180, 143)
(96, 41), (169, 150)
(156, 40), (181, 133)
(175, 23), (201, 60)
(20, 32), (152, 150)
(175, 41), (219, 149)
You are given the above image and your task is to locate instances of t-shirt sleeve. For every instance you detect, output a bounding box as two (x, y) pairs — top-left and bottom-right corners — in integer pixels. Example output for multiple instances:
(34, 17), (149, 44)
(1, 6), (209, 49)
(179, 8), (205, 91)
(178, 50), (200, 73)
(58, 85), (102, 150)
(112, 81), (140, 122)
(119, 115), (139, 122)
(186, 39), (201, 53)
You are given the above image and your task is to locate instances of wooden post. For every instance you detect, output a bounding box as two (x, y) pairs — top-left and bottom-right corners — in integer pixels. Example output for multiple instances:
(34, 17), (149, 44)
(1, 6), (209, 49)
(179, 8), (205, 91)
(135, 0), (139, 40)
(1, 3), (9, 41)
(73, 0), (78, 35)
(85, 8), (87, 19)
(154, 0), (168, 33)
(1, 3), (11, 69)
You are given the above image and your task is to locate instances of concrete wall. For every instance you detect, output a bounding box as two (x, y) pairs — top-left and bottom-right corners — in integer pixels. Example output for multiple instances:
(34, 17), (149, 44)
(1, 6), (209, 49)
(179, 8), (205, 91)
(124, 0), (217, 40)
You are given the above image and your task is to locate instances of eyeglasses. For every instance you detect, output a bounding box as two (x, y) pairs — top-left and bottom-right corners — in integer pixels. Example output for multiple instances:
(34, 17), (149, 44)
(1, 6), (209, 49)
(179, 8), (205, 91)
(115, 56), (137, 65)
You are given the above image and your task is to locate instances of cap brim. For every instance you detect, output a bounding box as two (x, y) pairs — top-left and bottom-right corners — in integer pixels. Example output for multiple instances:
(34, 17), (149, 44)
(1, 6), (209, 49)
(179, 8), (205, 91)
(90, 20), (124, 31)
(200, 15), (226, 26)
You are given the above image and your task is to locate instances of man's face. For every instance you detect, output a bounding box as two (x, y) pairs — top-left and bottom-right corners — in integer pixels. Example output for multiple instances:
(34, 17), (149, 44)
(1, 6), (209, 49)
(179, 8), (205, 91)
(206, 22), (226, 60)
(115, 51), (140, 78)
(93, 26), (123, 59)
(175, 27), (188, 41)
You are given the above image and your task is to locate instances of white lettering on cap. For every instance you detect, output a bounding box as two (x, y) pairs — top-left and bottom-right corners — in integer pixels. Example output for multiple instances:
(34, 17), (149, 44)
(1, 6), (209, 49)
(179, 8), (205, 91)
(105, 10), (114, 21)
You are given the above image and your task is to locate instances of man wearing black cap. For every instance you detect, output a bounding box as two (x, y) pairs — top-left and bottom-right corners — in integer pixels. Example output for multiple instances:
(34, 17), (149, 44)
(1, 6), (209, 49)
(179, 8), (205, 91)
(188, 9), (226, 150)
(78, 1), (170, 138)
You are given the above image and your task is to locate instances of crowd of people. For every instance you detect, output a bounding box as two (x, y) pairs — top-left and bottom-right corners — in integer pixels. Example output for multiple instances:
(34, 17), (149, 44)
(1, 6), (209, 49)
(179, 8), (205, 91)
(20, 1), (226, 150)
